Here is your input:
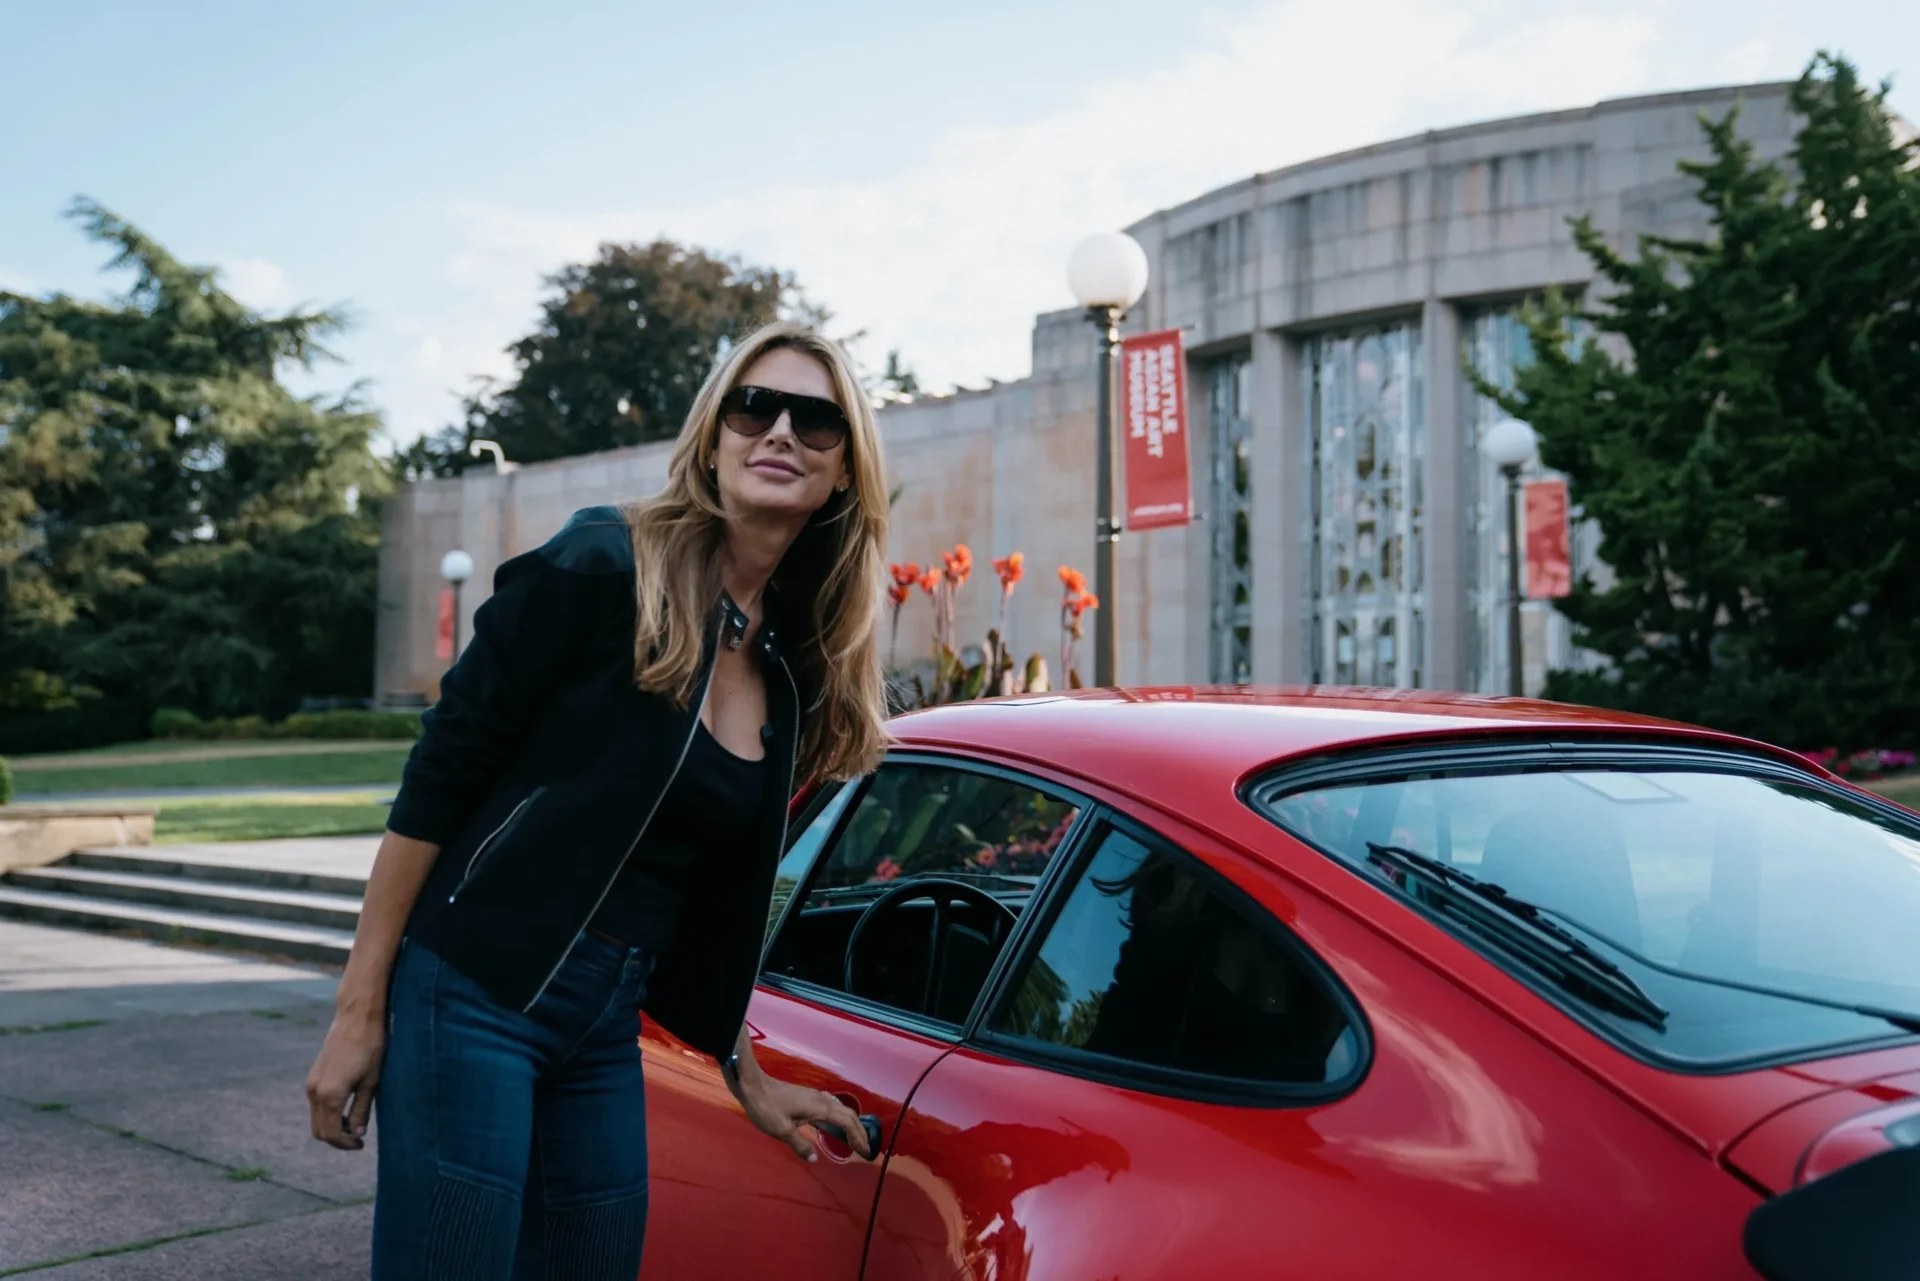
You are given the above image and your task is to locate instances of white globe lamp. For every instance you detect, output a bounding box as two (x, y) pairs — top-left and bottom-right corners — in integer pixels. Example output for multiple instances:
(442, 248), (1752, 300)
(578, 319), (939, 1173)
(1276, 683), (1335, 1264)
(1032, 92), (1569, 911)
(1067, 232), (1150, 311)
(1484, 417), (1538, 473)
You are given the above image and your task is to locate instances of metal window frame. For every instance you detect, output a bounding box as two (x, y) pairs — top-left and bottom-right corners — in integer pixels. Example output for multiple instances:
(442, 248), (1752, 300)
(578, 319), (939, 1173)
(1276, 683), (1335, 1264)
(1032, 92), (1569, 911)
(758, 749), (1375, 1107)
(755, 750), (1099, 1043)
(967, 804), (1374, 1108)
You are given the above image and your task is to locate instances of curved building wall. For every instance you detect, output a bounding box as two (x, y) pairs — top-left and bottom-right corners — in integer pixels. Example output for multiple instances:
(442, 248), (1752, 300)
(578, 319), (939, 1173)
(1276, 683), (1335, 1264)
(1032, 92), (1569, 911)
(375, 82), (1808, 703)
(1116, 80), (1800, 694)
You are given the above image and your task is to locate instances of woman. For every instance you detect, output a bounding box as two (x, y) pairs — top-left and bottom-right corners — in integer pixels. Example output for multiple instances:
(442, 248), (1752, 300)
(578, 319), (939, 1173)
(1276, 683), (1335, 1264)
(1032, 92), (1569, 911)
(305, 321), (891, 1279)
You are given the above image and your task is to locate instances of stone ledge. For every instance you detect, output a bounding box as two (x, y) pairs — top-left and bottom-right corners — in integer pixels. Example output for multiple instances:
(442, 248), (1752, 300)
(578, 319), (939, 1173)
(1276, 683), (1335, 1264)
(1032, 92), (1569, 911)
(0, 805), (158, 873)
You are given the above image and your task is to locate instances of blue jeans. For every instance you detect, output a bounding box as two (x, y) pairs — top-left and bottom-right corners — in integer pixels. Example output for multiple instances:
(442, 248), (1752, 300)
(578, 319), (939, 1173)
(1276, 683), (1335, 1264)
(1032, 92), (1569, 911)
(373, 932), (655, 1280)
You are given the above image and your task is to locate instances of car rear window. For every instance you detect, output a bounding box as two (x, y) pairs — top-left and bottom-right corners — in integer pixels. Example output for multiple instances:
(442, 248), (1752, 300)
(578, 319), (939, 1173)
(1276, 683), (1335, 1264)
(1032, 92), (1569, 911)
(1250, 750), (1920, 1070)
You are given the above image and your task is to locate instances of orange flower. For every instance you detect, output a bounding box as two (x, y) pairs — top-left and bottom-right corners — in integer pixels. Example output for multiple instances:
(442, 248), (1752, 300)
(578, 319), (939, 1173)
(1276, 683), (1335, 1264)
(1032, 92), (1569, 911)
(887, 582), (911, 607)
(993, 551), (1025, 591)
(1058, 565), (1088, 596)
(889, 562), (922, 588)
(1069, 592), (1100, 619)
(942, 543), (972, 587)
(917, 568), (940, 595)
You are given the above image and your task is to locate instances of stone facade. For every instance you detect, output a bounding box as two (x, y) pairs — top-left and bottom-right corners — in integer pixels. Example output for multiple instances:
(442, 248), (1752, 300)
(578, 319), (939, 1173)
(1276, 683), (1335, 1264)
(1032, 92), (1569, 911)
(376, 82), (1811, 703)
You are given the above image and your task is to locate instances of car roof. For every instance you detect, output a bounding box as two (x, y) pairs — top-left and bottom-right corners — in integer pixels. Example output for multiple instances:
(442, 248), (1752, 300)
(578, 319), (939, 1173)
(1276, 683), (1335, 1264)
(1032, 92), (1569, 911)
(887, 686), (1814, 799)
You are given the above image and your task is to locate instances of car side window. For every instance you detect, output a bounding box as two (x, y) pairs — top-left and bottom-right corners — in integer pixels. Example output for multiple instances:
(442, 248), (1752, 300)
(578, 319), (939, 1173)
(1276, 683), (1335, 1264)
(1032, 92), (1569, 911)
(765, 781), (854, 944)
(990, 826), (1360, 1088)
(763, 761), (1080, 1026)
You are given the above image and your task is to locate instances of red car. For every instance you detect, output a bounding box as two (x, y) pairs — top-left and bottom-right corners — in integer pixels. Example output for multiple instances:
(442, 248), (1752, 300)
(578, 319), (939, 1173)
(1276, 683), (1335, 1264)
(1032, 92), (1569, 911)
(637, 689), (1920, 1280)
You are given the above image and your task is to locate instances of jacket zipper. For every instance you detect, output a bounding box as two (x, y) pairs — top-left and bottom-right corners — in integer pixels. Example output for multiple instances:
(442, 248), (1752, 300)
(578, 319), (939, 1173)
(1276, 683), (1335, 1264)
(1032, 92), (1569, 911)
(519, 613), (726, 1013)
(449, 786), (545, 904)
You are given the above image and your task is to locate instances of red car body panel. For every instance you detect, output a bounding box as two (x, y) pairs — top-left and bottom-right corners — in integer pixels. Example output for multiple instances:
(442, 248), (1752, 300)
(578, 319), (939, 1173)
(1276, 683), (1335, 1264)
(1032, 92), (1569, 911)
(1722, 1067), (1920, 1192)
(862, 806), (1760, 1280)
(641, 689), (1917, 1279)
(640, 988), (953, 1280)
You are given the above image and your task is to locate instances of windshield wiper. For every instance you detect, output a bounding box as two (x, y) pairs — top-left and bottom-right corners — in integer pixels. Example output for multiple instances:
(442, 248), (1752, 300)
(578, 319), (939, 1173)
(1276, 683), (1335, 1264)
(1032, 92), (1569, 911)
(1525, 903), (1920, 1036)
(1365, 842), (1670, 1030)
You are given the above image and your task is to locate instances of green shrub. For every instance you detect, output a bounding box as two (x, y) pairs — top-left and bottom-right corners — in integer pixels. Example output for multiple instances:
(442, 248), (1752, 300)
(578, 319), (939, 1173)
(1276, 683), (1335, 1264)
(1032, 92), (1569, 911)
(280, 709), (422, 740)
(150, 707), (205, 740)
(228, 714), (271, 740)
(0, 704), (152, 755)
(0, 757), (13, 806)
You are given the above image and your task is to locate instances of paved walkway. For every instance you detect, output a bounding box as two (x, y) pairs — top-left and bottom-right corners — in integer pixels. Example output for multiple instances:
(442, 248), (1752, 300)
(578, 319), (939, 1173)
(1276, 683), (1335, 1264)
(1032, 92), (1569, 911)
(0, 837), (377, 1278)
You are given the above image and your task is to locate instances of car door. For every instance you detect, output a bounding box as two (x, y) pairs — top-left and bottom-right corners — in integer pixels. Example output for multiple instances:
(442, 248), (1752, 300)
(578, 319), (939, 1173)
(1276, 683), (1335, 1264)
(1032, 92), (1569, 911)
(862, 811), (1369, 1280)
(640, 755), (1089, 1280)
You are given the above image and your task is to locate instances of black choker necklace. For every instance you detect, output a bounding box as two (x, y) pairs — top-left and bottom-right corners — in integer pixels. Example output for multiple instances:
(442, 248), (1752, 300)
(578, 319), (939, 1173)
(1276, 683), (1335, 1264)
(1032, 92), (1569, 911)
(720, 592), (752, 651)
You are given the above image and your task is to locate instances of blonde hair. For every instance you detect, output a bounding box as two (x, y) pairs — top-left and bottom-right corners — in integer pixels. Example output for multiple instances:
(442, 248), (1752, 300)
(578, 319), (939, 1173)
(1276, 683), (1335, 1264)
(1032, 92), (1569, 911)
(619, 320), (889, 783)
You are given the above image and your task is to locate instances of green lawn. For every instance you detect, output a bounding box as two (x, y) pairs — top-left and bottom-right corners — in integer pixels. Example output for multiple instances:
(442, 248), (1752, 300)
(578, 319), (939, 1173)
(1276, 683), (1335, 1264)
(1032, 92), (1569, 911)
(1867, 774), (1920, 809)
(151, 793), (393, 844)
(11, 743), (410, 795)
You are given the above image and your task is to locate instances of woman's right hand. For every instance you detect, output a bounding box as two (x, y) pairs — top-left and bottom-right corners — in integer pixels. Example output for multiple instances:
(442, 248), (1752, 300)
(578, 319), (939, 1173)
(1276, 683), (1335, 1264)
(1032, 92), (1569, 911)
(306, 1011), (385, 1151)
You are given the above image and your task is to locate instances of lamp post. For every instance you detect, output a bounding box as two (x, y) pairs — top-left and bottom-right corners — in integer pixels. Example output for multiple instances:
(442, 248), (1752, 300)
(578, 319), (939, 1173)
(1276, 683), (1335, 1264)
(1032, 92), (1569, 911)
(1066, 231), (1150, 688)
(469, 439), (518, 474)
(440, 549), (474, 659)
(1483, 418), (1538, 697)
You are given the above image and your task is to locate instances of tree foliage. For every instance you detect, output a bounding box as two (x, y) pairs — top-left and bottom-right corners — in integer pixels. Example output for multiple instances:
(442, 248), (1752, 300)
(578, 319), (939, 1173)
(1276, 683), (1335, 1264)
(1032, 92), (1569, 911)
(0, 200), (384, 746)
(395, 240), (922, 478)
(400, 240), (801, 476)
(1496, 55), (1920, 748)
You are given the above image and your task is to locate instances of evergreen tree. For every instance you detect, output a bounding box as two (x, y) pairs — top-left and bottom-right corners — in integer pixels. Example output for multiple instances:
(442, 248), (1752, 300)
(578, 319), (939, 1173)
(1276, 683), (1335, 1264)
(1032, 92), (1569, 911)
(1498, 55), (1920, 748)
(873, 348), (921, 403)
(0, 200), (384, 745)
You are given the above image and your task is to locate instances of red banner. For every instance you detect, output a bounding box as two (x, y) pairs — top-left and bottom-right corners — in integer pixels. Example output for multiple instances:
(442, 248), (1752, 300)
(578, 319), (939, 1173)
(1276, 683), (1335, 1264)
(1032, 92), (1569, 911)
(436, 587), (455, 660)
(1119, 328), (1193, 531)
(1524, 479), (1572, 599)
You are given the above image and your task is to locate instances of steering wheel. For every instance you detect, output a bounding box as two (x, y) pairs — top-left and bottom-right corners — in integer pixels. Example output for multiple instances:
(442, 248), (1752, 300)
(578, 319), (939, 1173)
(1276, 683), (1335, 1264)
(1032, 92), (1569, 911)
(843, 877), (1019, 1019)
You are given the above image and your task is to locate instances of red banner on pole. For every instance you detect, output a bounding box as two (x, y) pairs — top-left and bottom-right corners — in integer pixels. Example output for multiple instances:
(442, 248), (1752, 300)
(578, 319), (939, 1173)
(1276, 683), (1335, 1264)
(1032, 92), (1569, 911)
(1119, 328), (1193, 531)
(436, 587), (455, 660)
(1524, 479), (1572, 599)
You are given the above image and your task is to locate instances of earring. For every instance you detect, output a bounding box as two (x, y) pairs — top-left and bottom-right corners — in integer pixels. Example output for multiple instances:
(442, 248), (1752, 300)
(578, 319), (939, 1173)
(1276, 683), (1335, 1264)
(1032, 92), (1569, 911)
(835, 481), (849, 493)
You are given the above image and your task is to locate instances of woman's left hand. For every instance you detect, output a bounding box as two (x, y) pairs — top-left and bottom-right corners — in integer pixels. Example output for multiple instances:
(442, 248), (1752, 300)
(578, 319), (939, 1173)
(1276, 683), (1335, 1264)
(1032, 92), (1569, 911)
(735, 1073), (872, 1163)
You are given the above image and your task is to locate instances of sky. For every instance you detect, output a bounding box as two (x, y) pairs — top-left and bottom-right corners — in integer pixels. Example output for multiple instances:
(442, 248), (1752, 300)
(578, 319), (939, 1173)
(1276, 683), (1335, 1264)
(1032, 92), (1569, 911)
(4, 0), (1915, 451)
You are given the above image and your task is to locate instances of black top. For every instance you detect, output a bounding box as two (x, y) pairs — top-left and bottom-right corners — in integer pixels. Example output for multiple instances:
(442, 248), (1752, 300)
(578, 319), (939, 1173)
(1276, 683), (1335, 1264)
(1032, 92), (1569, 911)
(589, 720), (768, 953)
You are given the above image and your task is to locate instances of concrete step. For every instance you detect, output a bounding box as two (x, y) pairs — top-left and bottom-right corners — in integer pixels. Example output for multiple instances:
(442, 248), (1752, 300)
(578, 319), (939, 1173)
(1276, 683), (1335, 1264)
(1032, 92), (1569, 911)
(7, 865), (361, 931)
(65, 847), (369, 897)
(0, 885), (353, 966)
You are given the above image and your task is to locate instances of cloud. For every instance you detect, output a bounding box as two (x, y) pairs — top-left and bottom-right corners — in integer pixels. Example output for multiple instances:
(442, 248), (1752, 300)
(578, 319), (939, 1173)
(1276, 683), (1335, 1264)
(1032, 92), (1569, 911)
(217, 256), (296, 310)
(370, 0), (1823, 440)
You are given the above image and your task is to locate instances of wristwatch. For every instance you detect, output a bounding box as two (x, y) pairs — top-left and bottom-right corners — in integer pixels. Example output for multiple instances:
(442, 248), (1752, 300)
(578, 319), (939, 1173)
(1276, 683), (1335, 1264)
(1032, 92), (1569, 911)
(720, 1050), (742, 1086)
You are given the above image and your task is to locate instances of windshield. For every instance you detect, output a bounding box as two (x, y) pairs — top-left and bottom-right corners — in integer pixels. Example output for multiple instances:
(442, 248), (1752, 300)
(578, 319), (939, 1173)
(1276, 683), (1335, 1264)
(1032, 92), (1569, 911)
(1254, 757), (1920, 1068)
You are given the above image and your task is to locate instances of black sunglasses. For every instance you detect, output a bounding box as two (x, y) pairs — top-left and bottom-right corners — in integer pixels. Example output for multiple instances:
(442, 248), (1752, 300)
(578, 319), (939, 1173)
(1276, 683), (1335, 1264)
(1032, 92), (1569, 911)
(719, 385), (850, 452)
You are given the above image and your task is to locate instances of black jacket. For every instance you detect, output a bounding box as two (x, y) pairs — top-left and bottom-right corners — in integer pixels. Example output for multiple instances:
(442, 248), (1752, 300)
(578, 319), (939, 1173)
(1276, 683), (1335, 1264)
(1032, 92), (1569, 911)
(388, 505), (801, 1059)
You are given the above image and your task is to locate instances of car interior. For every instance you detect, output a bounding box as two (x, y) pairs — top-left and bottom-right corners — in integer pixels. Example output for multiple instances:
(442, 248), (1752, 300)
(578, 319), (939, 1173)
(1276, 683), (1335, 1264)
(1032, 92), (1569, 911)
(762, 763), (1080, 1025)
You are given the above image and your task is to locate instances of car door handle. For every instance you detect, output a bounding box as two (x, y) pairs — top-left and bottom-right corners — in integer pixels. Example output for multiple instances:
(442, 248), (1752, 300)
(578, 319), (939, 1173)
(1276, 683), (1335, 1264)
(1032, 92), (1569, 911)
(817, 1114), (883, 1158)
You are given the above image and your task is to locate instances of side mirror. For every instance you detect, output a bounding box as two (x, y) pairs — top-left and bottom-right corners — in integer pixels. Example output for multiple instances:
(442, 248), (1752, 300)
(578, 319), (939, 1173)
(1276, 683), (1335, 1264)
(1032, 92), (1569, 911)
(1744, 1145), (1920, 1281)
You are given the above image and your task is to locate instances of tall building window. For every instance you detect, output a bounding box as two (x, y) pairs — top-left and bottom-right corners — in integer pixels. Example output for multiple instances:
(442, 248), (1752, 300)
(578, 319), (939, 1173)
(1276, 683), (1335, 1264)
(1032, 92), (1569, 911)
(1209, 358), (1253, 684)
(1303, 322), (1426, 688)
(1463, 308), (1602, 694)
